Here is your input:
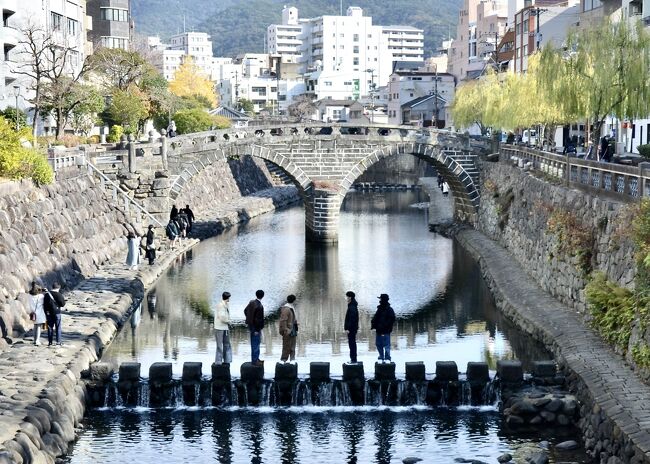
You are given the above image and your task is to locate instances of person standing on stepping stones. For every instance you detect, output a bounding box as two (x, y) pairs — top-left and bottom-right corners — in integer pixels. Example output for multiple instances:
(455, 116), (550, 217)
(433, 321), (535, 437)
(214, 292), (232, 365)
(371, 293), (395, 362)
(244, 290), (265, 366)
(279, 294), (298, 363)
(344, 291), (359, 363)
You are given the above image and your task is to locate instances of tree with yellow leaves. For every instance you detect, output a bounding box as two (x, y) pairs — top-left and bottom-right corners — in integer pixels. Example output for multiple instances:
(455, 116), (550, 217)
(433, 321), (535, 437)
(169, 57), (217, 107)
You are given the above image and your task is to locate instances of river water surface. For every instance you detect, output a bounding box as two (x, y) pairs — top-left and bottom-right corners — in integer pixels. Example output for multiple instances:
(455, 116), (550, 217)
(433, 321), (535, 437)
(64, 188), (590, 464)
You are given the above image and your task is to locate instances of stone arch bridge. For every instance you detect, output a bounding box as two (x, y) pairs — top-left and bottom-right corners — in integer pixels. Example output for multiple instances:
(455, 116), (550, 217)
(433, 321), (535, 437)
(90, 123), (485, 243)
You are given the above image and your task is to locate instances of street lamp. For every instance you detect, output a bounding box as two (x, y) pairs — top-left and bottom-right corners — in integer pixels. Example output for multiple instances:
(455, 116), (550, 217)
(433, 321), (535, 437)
(12, 85), (20, 131)
(365, 68), (376, 124)
(432, 63), (439, 129)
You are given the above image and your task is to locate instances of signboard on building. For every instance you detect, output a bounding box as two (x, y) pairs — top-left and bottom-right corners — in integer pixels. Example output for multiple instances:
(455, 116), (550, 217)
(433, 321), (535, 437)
(353, 79), (360, 99)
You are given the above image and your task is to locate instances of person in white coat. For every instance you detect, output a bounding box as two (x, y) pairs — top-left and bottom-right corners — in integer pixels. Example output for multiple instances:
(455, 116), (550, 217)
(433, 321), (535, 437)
(29, 282), (46, 345)
(126, 232), (140, 270)
(214, 292), (232, 365)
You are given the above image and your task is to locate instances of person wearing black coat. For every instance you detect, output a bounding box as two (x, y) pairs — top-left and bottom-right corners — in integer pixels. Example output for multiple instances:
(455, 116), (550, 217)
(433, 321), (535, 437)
(145, 225), (156, 265)
(344, 291), (359, 363)
(371, 293), (396, 362)
(44, 283), (66, 346)
(244, 290), (265, 365)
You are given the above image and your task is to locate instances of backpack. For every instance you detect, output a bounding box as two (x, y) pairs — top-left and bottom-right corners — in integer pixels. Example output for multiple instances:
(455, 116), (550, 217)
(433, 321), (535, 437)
(165, 223), (176, 239)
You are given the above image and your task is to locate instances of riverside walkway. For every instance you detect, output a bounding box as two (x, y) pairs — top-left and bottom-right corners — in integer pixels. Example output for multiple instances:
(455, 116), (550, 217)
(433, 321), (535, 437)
(457, 228), (650, 463)
(0, 186), (297, 463)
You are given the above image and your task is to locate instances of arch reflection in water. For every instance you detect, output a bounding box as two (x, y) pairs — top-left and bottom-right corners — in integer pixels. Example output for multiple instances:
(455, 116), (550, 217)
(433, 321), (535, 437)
(102, 190), (550, 377)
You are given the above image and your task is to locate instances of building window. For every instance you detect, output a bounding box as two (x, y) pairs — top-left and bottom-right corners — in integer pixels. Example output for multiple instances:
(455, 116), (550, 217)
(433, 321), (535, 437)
(51, 12), (63, 31)
(353, 45), (359, 53)
(353, 57), (359, 65)
(325, 81), (332, 86)
(353, 34), (359, 42)
(523, 44), (528, 55)
(101, 36), (128, 49)
(67, 18), (78, 36)
(100, 8), (128, 22)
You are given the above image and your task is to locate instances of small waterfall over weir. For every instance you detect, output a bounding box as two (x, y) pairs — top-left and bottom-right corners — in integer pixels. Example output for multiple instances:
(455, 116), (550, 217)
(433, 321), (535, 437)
(90, 377), (501, 410)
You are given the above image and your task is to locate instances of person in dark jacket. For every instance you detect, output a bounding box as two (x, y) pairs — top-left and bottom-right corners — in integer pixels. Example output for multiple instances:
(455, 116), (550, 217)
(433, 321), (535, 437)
(344, 291), (359, 363)
(371, 293), (396, 362)
(145, 225), (156, 265)
(44, 283), (66, 346)
(184, 205), (195, 234)
(170, 205), (178, 221)
(244, 290), (265, 365)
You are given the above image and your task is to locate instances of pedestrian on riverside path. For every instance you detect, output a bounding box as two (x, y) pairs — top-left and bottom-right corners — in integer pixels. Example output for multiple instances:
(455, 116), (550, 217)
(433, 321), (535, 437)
(184, 205), (195, 235)
(344, 291), (359, 364)
(28, 282), (46, 345)
(165, 219), (180, 249)
(176, 210), (188, 238)
(214, 292), (233, 365)
(145, 225), (156, 265)
(170, 205), (178, 221)
(371, 293), (395, 362)
(279, 295), (299, 363)
(126, 232), (140, 270)
(244, 290), (265, 365)
(44, 283), (66, 346)
(442, 181), (450, 196)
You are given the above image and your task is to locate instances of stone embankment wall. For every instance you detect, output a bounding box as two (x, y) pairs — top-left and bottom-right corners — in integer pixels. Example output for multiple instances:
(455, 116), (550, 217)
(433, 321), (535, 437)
(0, 156), (298, 349)
(477, 161), (636, 313)
(0, 169), (130, 345)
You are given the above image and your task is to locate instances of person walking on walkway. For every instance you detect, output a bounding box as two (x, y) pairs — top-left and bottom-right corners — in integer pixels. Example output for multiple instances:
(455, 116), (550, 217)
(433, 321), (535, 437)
(44, 283), (66, 346)
(126, 232), (140, 270)
(29, 282), (46, 345)
(145, 225), (156, 265)
(184, 205), (195, 235)
(371, 293), (395, 362)
(165, 219), (180, 250)
(170, 205), (178, 221)
(442, 181), (450, 196)
(244, 290), (265, 365)
(344, 291), (359, 363)
(279, 295), (299, 363)
(214, 292), (233, 365)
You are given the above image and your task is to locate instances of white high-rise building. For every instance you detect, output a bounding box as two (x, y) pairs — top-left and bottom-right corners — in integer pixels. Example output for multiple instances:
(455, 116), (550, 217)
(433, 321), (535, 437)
(151, 31), (216, 81)
(267, 6), (424, 100)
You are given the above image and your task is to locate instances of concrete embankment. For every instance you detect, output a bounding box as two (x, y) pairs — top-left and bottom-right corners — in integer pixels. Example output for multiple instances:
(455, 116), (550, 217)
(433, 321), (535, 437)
(456, 229), (650, 464)
(0, 161), (299, 463)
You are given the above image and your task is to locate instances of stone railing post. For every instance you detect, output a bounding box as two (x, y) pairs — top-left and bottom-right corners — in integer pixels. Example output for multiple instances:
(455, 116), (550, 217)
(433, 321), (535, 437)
(160, 134), (168, 171)
(127, 134), (136, 173)
(640, 162), (650, 199)
(565, 150), (571, 187)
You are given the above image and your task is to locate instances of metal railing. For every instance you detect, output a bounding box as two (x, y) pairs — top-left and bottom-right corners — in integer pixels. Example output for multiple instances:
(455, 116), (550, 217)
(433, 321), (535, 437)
(501, 145), (650, 200)
(85, 159), (165, 228)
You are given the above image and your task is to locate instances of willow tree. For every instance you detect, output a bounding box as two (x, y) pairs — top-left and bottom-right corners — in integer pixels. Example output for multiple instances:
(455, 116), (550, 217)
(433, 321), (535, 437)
(538, 18), (650, 144)
(169, 57), (218, 107)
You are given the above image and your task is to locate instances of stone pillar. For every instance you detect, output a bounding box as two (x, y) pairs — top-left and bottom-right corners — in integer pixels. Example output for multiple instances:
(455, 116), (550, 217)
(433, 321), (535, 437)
(127, 135), (136, 173)
(640, 162), (650, 198)
(160, 134), (168, 171)
(305, 188), (342, 243)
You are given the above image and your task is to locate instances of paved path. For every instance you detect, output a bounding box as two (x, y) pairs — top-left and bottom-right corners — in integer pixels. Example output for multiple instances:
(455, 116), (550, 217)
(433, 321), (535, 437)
(0, 186), (298, 463)
(457, 229), (650, 462)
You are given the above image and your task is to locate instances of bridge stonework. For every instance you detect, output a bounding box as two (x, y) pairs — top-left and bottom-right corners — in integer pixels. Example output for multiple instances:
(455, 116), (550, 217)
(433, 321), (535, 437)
(157, 124), (485, 242)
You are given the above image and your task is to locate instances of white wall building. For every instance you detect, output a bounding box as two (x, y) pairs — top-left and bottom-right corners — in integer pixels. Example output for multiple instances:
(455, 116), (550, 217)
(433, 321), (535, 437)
(0, 0), (90, 132)
(151, 31), (215, 81)
(267, 6), (424, 100)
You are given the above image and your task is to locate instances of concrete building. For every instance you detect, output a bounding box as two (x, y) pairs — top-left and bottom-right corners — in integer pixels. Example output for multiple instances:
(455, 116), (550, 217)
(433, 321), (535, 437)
(312, 99), (368, 123)
(267, 6), (424, 99)
(512, 1), (580, 73)
(0, 0), (91, 127)
(448, 0), (508, 80)
(87, 0), (130, 50)
(386, 65), (455, 126)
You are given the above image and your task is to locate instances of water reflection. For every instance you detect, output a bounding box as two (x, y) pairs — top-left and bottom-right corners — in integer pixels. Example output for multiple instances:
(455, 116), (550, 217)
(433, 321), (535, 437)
(103, 190), (550, 376)
(65, 409), (589, 464)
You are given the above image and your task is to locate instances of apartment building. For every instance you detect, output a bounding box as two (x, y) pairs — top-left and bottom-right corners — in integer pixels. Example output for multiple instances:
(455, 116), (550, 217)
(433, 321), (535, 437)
(267, 6), (424, 99)
(87, 0), (130, 50)
(448, 0), (508, 80)
(0, 0), (91, 121)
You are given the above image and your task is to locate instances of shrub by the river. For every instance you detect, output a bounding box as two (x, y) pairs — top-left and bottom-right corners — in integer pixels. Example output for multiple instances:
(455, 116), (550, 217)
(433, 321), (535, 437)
(0, 116), (53, 185)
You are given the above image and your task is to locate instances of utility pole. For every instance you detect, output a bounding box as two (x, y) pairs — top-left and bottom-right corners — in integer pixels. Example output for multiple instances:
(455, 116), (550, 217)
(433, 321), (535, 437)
(365, 68), (376, 124)
(234, 71), (240, 109)
(433, 63), (438, 129)
(532, 8), (547, 51)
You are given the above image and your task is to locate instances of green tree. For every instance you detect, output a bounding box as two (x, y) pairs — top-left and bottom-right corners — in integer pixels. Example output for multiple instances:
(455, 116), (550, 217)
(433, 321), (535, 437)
(0, 107), (27, 130)
(173, 108), (231, 134)
(90, 47), (153, 91)
(0, 116), (53, 184)
(538, 18), (650, 144)
(237, 98), (254, 113)
(288, 95), (317, 122)
(41, 80), (104, 138)
(108, 86), (151, 134)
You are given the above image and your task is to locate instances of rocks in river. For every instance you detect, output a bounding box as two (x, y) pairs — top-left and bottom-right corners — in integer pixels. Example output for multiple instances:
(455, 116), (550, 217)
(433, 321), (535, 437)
(501, 386), (578, 429)
(556, 440), (579, 450)
(402, 458), (422, 464)
(526, 451), (549, 464)
(497, 453), (512, 463)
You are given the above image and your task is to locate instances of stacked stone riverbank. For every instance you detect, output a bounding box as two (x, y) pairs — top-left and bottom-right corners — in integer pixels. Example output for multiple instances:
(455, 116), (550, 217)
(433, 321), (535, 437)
(457, 229), (650, 463)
